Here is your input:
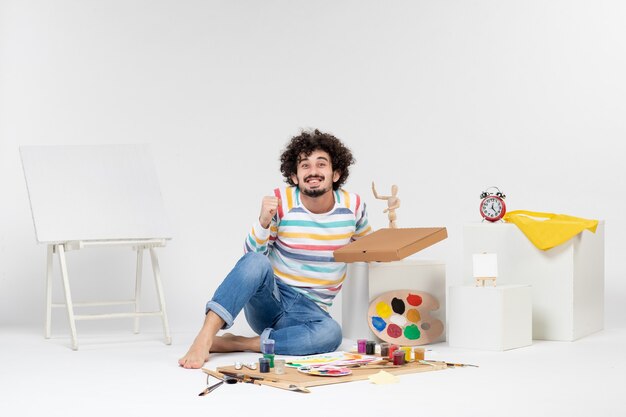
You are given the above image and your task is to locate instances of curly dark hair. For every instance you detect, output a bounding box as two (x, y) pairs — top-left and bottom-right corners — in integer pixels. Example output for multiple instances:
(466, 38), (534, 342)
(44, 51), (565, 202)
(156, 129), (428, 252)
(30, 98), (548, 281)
(280, 129), (355, 190)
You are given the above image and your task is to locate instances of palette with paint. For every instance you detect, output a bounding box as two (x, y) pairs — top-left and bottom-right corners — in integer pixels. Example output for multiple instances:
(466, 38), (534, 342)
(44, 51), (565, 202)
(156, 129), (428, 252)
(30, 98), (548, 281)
(285, 352), (377, 368)
(368, 290), (443, 346)
(297, 365), (352, 377)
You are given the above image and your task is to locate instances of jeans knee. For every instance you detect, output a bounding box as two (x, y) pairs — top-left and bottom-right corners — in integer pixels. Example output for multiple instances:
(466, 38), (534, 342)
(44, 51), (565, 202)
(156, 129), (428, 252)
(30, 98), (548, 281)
(313, 319), (343, 352)
(240, 252), (273, 281)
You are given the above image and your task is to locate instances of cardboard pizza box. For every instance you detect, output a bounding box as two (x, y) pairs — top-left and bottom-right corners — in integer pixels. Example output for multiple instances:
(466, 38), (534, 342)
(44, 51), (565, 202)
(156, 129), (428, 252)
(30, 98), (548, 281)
(334, 227), (448, 262)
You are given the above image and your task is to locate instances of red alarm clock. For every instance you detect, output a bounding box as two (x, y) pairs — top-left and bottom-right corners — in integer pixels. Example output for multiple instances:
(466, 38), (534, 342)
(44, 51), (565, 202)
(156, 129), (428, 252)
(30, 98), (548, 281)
(479, 186), (506, 222)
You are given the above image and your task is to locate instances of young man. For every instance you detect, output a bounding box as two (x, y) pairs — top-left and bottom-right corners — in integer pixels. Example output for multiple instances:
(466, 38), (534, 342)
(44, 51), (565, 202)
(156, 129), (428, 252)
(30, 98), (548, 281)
(179, 129), (371, 369)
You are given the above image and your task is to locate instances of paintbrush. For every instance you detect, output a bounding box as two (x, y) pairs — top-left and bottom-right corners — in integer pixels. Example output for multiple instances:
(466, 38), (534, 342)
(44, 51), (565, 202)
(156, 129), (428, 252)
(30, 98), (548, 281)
(419, 360), (479, 368)
(345, 363), (401, 369)
(218, 370), (311, 393)
(444, 362), (479, 368)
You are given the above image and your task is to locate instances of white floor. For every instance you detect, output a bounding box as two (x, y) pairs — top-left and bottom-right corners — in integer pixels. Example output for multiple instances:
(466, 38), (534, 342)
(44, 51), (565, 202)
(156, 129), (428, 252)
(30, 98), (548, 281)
(1, 325), (625, 417)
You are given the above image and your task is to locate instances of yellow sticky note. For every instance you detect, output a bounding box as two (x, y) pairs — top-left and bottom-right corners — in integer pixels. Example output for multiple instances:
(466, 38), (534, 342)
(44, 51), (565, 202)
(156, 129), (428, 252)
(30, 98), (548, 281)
(368, 370), (399, 385)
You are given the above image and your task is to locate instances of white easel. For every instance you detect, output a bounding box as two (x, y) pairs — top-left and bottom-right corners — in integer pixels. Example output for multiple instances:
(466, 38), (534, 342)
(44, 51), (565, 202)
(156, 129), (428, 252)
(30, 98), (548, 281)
(21, 145), (173, 350)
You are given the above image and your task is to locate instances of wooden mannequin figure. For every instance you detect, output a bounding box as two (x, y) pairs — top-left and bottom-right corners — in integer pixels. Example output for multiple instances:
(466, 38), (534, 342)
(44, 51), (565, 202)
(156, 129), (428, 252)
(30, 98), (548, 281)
(372, 182), (401, 228)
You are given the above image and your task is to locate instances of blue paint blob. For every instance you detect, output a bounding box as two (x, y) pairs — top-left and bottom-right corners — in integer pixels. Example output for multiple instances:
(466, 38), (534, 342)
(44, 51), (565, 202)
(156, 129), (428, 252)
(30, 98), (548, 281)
(371, 316), (387, 332)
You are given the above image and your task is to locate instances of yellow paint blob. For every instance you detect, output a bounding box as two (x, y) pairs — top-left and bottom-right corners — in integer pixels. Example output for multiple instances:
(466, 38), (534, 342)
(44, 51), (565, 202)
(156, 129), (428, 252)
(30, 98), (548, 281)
(376, 302), (392, 318)
(407, 309), (421, 323)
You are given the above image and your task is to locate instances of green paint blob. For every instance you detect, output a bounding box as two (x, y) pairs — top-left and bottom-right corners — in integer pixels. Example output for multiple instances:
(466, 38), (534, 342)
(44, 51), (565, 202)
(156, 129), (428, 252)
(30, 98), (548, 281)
(404, 324), (421, 340)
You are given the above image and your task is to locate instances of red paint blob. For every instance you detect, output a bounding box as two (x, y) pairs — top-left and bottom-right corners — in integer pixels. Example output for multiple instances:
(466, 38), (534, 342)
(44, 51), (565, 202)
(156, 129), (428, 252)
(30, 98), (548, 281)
(406, 293), (422, 306)
(387, 323), (402, 338)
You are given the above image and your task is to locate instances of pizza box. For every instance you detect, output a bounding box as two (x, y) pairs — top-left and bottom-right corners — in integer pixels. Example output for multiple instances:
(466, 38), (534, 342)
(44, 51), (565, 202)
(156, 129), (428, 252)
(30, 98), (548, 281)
(334, 227), (448, 263)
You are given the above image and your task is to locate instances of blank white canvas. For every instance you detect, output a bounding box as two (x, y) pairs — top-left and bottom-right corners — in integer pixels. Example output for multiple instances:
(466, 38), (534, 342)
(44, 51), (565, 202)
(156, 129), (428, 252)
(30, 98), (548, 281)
(20, 144), (172, 243)
(473, 253), (498, 278)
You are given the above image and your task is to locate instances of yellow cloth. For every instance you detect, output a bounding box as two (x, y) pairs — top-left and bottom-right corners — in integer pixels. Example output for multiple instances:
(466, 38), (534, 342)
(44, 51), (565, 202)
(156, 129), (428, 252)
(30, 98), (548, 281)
(503, 210), (598, 251)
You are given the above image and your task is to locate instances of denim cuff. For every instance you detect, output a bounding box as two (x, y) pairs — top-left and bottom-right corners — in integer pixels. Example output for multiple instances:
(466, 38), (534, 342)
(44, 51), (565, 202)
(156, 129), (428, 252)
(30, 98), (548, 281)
(205, 300), (235, 330)
(260, 327), (273, 351)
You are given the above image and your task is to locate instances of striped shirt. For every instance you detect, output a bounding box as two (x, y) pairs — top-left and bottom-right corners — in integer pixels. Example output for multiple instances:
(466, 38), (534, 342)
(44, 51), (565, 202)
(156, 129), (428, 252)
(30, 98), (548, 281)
(244, 186), (372, 310)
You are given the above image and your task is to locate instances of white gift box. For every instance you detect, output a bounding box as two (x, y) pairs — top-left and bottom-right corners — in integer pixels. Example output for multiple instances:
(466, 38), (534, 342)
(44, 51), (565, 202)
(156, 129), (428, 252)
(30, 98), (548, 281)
(368, 260), (446, 343)
(448, 285), (532, 351)
(341, 260), (446, 342)
(463, 222), (604, 341)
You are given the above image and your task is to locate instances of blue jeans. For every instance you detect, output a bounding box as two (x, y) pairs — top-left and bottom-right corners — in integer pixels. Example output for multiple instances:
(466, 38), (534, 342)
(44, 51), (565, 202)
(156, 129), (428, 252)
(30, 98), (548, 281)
(205, 252), (342, 355)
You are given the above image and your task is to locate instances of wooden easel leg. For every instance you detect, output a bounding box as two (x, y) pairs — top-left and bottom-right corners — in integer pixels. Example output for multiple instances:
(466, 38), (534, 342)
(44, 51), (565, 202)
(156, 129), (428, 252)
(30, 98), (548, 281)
(45, 245), (54, 339)
(134, 248), (144, 334)
(149, 248), (172, 345)
(58, 244), (79, 350)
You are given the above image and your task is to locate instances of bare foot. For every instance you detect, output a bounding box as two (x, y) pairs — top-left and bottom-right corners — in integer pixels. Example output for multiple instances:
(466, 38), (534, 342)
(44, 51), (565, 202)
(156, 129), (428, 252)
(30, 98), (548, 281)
(178, 338), (212, 369)
(179, 311), (229, 369)
(178, 332), (261, 369)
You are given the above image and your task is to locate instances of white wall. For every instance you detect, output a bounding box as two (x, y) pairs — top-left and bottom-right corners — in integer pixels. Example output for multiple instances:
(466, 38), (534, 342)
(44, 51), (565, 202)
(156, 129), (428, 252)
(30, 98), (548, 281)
(1, 0), (625, 335)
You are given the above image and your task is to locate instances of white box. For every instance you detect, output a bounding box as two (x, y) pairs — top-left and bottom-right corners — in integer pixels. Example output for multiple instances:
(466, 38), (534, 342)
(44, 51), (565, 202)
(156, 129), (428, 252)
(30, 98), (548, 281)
(448, 285), (532, 351)
(341, 260), (446, 342)
(463, 222), (604, 341)
(368, 260), (446, 343)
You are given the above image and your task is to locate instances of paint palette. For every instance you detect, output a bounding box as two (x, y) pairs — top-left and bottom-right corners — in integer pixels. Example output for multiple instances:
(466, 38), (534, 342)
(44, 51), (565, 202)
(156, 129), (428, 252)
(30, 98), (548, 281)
(297, 365), (352, 377)
(367, 290), (443, 346)
(285, 352), (377, 368)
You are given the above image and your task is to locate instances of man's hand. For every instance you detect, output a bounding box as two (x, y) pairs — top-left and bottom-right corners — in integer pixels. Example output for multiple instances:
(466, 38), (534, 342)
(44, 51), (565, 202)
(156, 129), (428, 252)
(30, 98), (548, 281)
(259, 196), (280, 229)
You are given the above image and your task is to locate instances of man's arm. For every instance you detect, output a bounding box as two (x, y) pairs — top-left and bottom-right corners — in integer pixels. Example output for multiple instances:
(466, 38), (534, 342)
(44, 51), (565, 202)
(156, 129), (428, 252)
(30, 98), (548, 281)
(244, 196), (280, 255)
(352, 199), (372, 241)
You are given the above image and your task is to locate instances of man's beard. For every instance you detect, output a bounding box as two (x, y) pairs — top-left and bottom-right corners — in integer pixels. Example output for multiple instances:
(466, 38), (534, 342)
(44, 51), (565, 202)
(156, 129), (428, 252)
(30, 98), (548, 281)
(300, 175), (330, 198)
(301, 187), (329, 198)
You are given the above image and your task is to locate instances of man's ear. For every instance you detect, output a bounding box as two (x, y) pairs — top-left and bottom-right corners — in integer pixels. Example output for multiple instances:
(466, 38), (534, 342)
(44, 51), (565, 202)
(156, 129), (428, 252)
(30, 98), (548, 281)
(333, 170), (341, 183)
(291, 173), (299, 185)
